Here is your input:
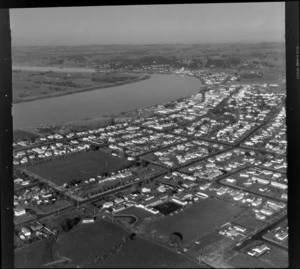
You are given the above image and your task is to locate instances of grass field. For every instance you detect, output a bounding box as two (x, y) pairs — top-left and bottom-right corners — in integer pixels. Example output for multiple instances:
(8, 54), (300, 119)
(52, 219), (202, 268)
(149, 198), (245, 244)
(115, 207), (154, 224)
(227, 241), (288, 268)
(26, 150), (130, 186)
(14, 237), (56, 268)
(13, 129), (41, 142)
(12, 70), (147, 103)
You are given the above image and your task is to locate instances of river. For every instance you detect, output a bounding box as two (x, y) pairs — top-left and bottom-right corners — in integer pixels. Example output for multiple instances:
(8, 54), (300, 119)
(12, 66), (201, 129)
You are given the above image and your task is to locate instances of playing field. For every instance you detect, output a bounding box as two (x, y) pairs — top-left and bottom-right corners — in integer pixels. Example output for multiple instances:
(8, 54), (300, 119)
(52, 219), (204, 268)
(26, 150), (130, 186)
(149, 198), (245, 244)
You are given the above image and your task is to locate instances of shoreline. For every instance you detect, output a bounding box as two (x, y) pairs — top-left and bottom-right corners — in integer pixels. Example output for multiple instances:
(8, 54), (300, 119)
(13, 74), (151, 105)
(13, 73), (203, 138)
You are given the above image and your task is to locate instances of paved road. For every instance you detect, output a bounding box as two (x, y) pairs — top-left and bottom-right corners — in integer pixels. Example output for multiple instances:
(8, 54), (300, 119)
(233, 213), (287, 252)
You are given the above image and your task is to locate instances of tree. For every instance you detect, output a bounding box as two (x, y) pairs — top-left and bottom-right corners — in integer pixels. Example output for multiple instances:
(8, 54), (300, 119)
(166, 189), (173, 196)
(90, 144), (100, 151)
(169, 232), (183, 247)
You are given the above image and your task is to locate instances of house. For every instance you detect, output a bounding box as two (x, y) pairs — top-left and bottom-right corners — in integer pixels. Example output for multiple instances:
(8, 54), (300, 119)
(21, 227), (31, 237)
(196, 192), (209, 199)
(233, 225), (247, 233)
(145, 207), (160, 214)
(255, 212), (266, 220)
(266, 200), (286, 210)
(30, 222), (43, 231)
(199, 183), (211, 190)
(14, 207), (26, 216)
(275, 231), (288, 241)
(113, 204), (126, 213)
(157, 185), (166, 192)
(226, 229), (240, 238)
(260, 208), (274, 216)
(270, 181), (287, 190)
(252, 177), (269, 185)
(234, 193), (244, 201)
(281, 193), (288, 200)
(252, 244), (270, 257)
(114, 197), (124, 204)
(226, 178), (236, 184)
(14, 178), (23, 184)
(142, 196), (163, 208)
(172, 197), (187, 206)
(141, 187), (151, 193)
(252, 198), (262, 207)
(103, 201), (114, 208)
(217, 187), (227, 196)
(182, 181), (194, 189)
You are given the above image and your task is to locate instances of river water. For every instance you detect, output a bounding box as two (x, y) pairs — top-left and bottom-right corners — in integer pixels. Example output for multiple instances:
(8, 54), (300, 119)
(12, 66), (201, 129)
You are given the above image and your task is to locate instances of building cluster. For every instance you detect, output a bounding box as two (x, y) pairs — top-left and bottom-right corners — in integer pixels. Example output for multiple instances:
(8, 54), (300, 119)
(67, 165), (164, 202)
(15, 221), (55, 245)
(220, 167), (287, 201)
(134, 86), (236, 132)
(14, 174), (38, 188)
(14, 183), (62, 218)
(262, 219), (288, 246)
(198, 72), (231, 85)
(113, 132), (187, 158)
(209, 86), (284, 145)
(181, 148), (253, 177)
(247, 242), (271, 258)
(242, 107), (286, 154)
(219, 222), (248, 241)
(13, 139), (90, 166)
(66, 168), (137, 200)
(143, 140), (225, 169)
(13, 75), (287, 264)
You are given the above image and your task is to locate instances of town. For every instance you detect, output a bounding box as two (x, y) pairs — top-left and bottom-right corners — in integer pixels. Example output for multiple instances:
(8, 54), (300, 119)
(13, 68), (287, 268)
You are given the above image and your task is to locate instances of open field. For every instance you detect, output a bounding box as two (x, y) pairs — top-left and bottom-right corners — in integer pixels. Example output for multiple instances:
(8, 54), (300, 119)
(233, 210), (266, 230)
(13, 129), (41, 142)
(148, 198), (245, 244)
(26, 150), (130, 186)
(13, 70), (150, 103)
(115, 207), (154, 223)
(12, 43), (285, 67)
(14, 237), (56, 268)
(35, 200), (72, 215)
(98, 236), (203, 268)
(238, 67), (285, 87)
(52, 219), (202, 268)
(14, 213), (35, 225)
(228, 241), (288, 268)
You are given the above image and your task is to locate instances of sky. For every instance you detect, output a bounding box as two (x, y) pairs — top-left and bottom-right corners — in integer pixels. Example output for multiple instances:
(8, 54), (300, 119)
(10, 2), (285, 46)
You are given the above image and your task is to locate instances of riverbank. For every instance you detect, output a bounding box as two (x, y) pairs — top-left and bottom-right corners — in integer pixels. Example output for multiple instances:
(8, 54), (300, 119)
(13, 74), (151, 104)
(13, 73), (203, 140)
(14, 116), (115, 142)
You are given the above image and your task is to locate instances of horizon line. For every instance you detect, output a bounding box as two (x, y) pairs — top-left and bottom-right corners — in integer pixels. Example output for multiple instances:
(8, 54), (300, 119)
(12, 41), (285, 47)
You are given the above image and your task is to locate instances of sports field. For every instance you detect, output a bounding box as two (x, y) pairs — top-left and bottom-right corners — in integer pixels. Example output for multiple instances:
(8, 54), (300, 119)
(52, 219), (203, 268)
(26, 150), (130, 186)
(149, 198), (245, 244)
